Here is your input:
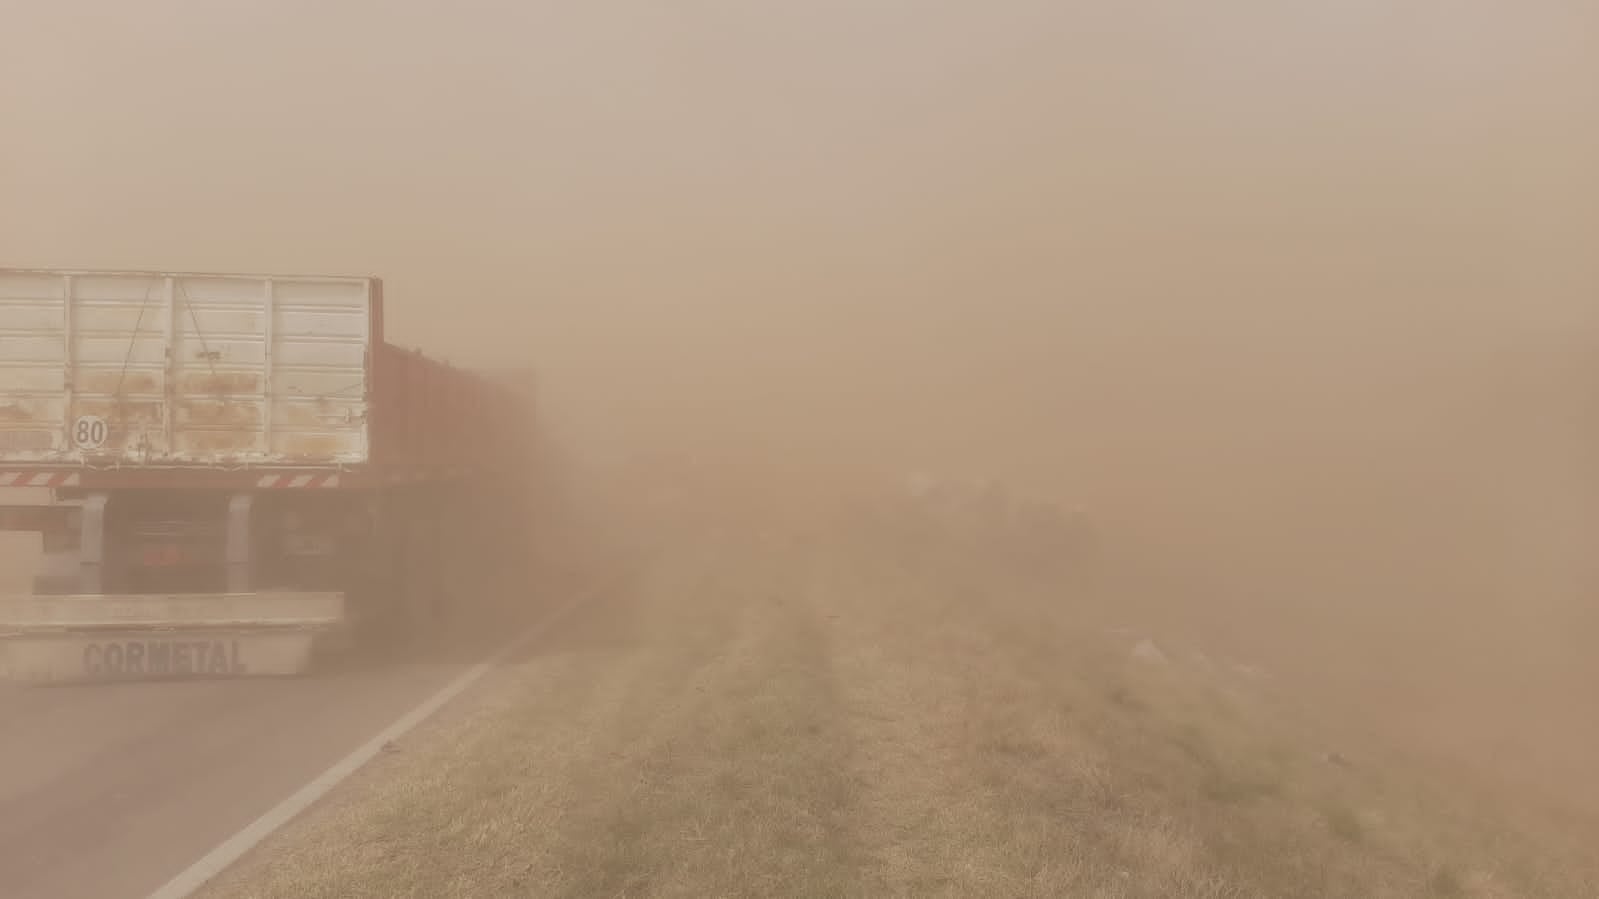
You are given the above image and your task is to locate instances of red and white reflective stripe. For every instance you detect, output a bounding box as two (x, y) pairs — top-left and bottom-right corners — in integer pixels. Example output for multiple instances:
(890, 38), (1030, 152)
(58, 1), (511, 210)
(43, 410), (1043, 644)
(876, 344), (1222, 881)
(255, 473), (342, 489)
(0, 471), (81, 488)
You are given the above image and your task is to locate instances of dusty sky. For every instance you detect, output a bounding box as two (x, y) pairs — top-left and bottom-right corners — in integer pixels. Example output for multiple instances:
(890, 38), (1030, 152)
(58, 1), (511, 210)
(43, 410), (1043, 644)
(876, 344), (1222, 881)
(5, 0), (1599, 814)
(4, 3), (1597, 652)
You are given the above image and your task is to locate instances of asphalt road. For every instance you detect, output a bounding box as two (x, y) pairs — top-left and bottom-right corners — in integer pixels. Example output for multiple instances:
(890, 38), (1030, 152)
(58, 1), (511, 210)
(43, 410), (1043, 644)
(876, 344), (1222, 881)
(0, 653), (482, 899)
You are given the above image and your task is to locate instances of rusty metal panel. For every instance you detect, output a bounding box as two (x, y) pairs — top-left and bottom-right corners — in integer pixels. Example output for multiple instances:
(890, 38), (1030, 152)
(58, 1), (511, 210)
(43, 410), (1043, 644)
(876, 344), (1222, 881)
(0, 269), (373, 468)
(0, 272), (68, 458)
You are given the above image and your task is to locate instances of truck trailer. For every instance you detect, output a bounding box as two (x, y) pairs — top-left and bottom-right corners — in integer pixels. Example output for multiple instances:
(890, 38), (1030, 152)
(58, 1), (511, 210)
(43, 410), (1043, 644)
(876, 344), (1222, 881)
(0, 268), (536, 683)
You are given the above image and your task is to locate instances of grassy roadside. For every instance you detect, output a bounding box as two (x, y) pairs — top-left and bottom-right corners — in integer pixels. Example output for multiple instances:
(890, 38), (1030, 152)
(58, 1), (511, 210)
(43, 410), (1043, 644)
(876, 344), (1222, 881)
(202, 530), (861, 899)
(204, 512), (1599, 899)
(824, 529), (1599, 898)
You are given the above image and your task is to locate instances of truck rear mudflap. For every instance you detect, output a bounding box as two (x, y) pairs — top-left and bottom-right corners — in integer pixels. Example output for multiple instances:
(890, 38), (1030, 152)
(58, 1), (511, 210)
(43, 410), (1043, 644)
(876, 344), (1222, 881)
(0, 592), (344, 684)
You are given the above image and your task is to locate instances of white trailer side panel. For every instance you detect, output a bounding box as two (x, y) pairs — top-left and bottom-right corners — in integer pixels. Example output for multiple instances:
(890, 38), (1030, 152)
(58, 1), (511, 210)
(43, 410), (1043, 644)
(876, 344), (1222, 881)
(0, 270), (373, 466)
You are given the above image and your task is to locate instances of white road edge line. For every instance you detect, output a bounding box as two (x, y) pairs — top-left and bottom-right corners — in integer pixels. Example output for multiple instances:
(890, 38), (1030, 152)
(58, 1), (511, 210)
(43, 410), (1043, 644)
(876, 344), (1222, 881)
(145, 594), (589, 899)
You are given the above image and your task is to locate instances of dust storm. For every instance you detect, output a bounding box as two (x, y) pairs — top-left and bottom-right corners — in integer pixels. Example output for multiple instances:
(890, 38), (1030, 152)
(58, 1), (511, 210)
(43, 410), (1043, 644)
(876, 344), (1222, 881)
(4, 0), (1599, 893)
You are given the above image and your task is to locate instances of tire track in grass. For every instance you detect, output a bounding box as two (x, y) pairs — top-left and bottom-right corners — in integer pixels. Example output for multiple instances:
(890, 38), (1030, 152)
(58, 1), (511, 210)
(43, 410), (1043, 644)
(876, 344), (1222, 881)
(536, 540), (864, 899)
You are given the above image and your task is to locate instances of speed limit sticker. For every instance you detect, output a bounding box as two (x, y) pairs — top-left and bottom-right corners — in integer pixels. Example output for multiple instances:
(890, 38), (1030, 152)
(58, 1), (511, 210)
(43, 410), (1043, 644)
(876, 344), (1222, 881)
(73, 415), (109, 449)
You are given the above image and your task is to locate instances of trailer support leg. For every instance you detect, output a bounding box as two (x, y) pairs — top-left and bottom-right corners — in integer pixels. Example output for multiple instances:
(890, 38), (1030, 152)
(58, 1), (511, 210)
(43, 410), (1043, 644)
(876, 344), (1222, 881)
(227, 493), (255, 594)
(78, 492), (109, 594)
(412, 493), (445, 639)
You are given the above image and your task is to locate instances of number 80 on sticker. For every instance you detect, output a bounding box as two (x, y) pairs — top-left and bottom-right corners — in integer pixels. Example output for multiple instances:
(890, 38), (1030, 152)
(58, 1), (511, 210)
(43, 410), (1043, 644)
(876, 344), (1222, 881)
(73, 415), (109, 449)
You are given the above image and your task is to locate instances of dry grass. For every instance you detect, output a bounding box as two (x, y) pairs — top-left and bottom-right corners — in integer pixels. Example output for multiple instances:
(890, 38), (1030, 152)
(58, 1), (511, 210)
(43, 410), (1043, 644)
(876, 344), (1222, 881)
(204, 529), (861, 899)
(204, 505), (1599, 899)
(823, 521), (1599, 899)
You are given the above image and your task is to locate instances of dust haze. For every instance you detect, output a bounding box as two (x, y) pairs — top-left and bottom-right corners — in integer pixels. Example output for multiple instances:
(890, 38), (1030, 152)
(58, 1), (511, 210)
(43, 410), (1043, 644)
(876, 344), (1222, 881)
(5, 0), (1598, 813)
